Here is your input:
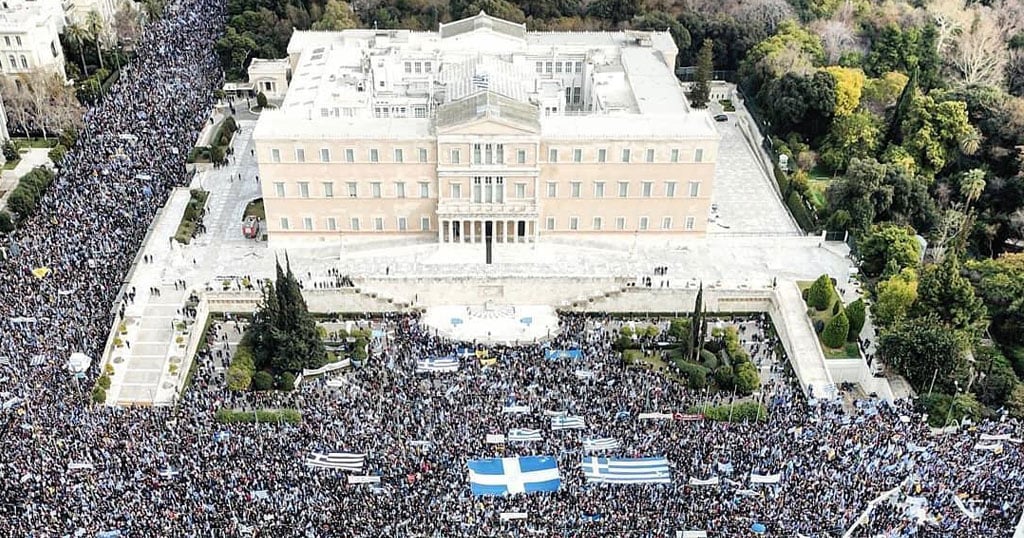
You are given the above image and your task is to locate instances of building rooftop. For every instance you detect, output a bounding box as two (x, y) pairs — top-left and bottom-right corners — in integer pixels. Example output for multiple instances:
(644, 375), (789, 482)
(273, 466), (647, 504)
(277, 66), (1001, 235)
(257, 12), (715, 141)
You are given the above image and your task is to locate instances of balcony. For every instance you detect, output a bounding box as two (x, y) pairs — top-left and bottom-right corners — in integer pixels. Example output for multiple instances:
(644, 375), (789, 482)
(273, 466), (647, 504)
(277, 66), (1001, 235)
(436, 200), (538, 219)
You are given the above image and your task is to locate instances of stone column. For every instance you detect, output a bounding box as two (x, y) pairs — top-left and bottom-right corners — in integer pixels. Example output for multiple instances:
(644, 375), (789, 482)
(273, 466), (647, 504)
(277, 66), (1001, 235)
(437, 219), (444, 243)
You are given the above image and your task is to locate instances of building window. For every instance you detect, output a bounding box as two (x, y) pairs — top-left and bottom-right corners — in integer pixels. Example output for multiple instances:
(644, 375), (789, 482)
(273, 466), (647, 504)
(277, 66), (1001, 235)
(569, 216), (579, 230)
(414, 106), (427, 118)
(298, 182), (310, 198)
(374, 217), (384, 231)
(535, 61), (543, 73)
(295, 148), (305, 162)
(662, 217), (673, 230)
(347, 182), (358, 198)
(404, 62), (412, 73)
(573, 148), (582, 162)
(418, 148), (428, 163)
(695, 148), (704, 163)
(593, 217), (602, 230)
(395, 182), (406, 198)
(618, 182), (628, 198)
(419, 182), (430, 198)
(451, 183), (462, 199)
(555, 61), (563, 73)
(548, 148), (558, 163)
(3, 37), (8, 46)
(370, 149), (379, 163)
(621, 149), (631, 163)
(274, 182), (285, 198)
(645, 149), (655, 163)
(320, 148), (330, 162)
(546, 217), (555, 230)
(280, 217), (290, 230)
(594, 182), (605, 198)
(665, 182), (676, 198)
(327, 217), (337, 231)
(345, 148), (354, 162)
(473, 144), (482, 164)
(271, 149), (281, 163)
(515, 183), (526, 198)
(670, 149), (679, 163)
(575, 61), (583, 73)
(394, 148), (403, 163)
(598, 149), (607, 163)
(451, 149), (461, 164)
(689, 181), (700, 197)
(421, 217), (430, 231)
(517, 149), (526, 164)
(371, 182), (382, 198)
(473, 176), (504, 203)
(570, 181), (581, 198)
(351, 218), (361, 231)
(547, 182), (557, 197)
(642, 181), (653, 198)
(639, 217), (649, 231)
(545, 61), (553, 73)
(616, 217), (626, 231)
(303, 217), (313, 231)
(323, 182), (334, 198)
(685, 216), (696, 230)
(398, 217), (407, 231)
(19, 55), (26, 69)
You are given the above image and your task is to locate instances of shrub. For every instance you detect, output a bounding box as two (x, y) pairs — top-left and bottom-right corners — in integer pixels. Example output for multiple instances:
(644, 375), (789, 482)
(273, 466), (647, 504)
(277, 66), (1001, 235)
(2, 140), (19, 161)
(676, 361), (709, 390)
(846, 299), (866, 341)
(210, 145), (225, 164)
(104, 363), (115, 375)
(252, 370), (274, 391)
(256, 91), (268, 108)
(807, 274), (833, 311)
(96, 374), (111, 390)
(91, 386), (106, 404)
(215, 408), (302, 424)
(59, 128), (78, 148)
(701, 402), (765, 422)
(280, 371), (296, 391)
(734, 362), (760, 394)
(226, 364), (252, 391)
(822, 311), (850, 349)
(714, 365), (734, 390)
(0, 211), (13, 233)
(699, 349), (719, 369)
(48, 144), (67, 164)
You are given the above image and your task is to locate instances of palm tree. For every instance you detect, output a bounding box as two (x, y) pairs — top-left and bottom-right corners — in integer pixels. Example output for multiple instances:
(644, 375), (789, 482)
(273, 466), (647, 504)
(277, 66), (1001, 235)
(66, 24), (89, 76)
(85, 10), (105, 71)
(959, 128), (982, 156)
(960, 168), (986, 211)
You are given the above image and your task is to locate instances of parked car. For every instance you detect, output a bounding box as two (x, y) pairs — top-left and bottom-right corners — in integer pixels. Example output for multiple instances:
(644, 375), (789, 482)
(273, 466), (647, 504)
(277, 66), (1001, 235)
(714, 114), (728, 122)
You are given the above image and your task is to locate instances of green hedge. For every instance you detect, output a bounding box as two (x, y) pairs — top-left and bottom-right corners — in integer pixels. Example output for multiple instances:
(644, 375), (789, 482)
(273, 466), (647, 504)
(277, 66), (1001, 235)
(699, 402), (767, 422)
(215, 408), (302, 424)
(174, 189), (209, 244)
(6, 167), (55, 221)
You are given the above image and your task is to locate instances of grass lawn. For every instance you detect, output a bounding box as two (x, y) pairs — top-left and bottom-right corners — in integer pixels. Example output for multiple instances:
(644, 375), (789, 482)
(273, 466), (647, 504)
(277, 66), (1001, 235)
(797, 281), (860, 359)
(11, 137), (58, 149)
(2, 159), (19, 170)
(243, 198), (265, 220)
(807, 179), (829, 211)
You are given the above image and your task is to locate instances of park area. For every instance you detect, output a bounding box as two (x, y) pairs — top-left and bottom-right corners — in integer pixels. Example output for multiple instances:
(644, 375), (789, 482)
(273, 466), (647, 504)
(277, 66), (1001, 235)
(799, 275), (865, 359)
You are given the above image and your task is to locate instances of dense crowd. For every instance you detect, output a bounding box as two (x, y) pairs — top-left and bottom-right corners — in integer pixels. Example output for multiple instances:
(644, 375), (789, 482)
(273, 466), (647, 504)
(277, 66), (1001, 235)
(0, 0), (1022, 537)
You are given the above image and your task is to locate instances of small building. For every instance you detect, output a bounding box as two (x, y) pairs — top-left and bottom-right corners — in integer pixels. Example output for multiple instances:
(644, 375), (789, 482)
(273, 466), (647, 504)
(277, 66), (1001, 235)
(247, 58), (290, 100)
(0, 2), (66, 80)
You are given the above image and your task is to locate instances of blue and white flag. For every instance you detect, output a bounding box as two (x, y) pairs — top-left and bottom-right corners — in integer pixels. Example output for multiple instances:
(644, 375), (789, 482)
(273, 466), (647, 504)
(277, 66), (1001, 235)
(544, 349), (582, 360)
(574, 369), (596, 380)
(581, 456), (671, 484)
(581, 513), (603, 522)
(583, 437), (621, 452)
(213, 431), (230, 442)
(467, 456), (561, 496)
(551, 415), (586, 430)
(508, 428), (543, 442)
(716, 461), (734, 474)
(305, 452), (365, 472)
(416, 357), (459, 373)
(614, 410), (631, 421)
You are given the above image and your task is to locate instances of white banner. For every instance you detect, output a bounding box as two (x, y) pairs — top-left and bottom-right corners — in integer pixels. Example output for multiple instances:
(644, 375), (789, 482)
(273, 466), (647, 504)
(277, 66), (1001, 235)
(500, 512), (528, 521)
(688, 476), (719, 486)
(543, 410), (567, 417)
(638, 412), (674, 420)
(486, 434), (506, 444)
(303, 359), (351, 377)
(348, 475), (381, 484)
(974, 442), (1003, 452)
(502, 405), (531, 414)
(677, 532), (708, 538)
(979, 433), (1011, 441)
(750, 473), (782, 484)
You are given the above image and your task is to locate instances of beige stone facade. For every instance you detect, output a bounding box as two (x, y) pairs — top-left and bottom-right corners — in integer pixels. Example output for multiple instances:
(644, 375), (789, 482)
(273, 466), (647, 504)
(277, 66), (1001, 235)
(0, 2), (66, 80)
(254, 13), (719, 249)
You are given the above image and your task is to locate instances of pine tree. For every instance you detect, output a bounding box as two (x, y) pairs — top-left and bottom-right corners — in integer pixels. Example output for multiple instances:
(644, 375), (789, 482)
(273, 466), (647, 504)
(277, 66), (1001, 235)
(885, 68), (916, 148)
(807, 274), (833, 311)
(689, 39), (714, 109)
(822, 311), (850, 349)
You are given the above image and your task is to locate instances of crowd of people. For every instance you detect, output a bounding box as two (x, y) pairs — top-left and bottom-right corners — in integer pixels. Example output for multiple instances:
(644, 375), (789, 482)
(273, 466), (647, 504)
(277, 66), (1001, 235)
(0, 0), (1023, 537)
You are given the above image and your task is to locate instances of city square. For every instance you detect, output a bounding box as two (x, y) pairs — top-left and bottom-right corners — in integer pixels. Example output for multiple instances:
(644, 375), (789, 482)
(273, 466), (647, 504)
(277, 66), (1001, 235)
(1, 1), (1024, 537)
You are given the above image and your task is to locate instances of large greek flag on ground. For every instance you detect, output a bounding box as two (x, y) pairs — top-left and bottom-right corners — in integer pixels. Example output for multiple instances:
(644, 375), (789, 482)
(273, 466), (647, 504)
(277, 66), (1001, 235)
(551, 415), (586, 430)
(581, 456), (671, 484)
(467, 456), (561, 496)
(508, 428), (543, 442)
(416, 356), (459, 373)
(305, 452), (365, 471)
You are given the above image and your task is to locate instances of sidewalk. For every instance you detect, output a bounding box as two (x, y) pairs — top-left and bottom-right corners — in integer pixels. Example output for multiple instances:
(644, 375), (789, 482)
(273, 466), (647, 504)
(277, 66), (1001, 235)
(0, 149), (52, 212)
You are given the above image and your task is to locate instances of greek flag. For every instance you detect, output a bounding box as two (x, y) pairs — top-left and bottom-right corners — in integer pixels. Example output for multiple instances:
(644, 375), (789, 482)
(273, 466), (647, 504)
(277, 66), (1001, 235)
(551, 415), (586, 430)
(467, 456), (561, 496)
(416, 357), (459, 373)
(508, 428), (543, 442)
(305, 452), (365, 472)
(583, 437), (620, 452)
(581, 456), (671, 484)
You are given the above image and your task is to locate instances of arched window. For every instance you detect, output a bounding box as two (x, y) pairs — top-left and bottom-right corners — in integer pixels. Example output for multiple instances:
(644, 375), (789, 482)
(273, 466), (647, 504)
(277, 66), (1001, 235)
(7, 55), (14, 68)
(20, 55), (28, 69)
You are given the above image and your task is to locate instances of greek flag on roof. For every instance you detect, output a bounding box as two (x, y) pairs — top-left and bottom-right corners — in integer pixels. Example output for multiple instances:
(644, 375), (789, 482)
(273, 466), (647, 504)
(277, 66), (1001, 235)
(467, 456), (561, 496)
(581, 456), (671, 484)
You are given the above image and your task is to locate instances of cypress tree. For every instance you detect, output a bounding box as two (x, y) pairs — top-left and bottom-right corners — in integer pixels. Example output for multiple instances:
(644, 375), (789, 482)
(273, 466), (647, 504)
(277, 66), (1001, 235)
(689, 39), (714, 109)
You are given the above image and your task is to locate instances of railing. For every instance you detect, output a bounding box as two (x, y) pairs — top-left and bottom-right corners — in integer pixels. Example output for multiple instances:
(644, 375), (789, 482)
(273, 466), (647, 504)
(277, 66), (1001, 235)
(437, 202), (538, 216)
